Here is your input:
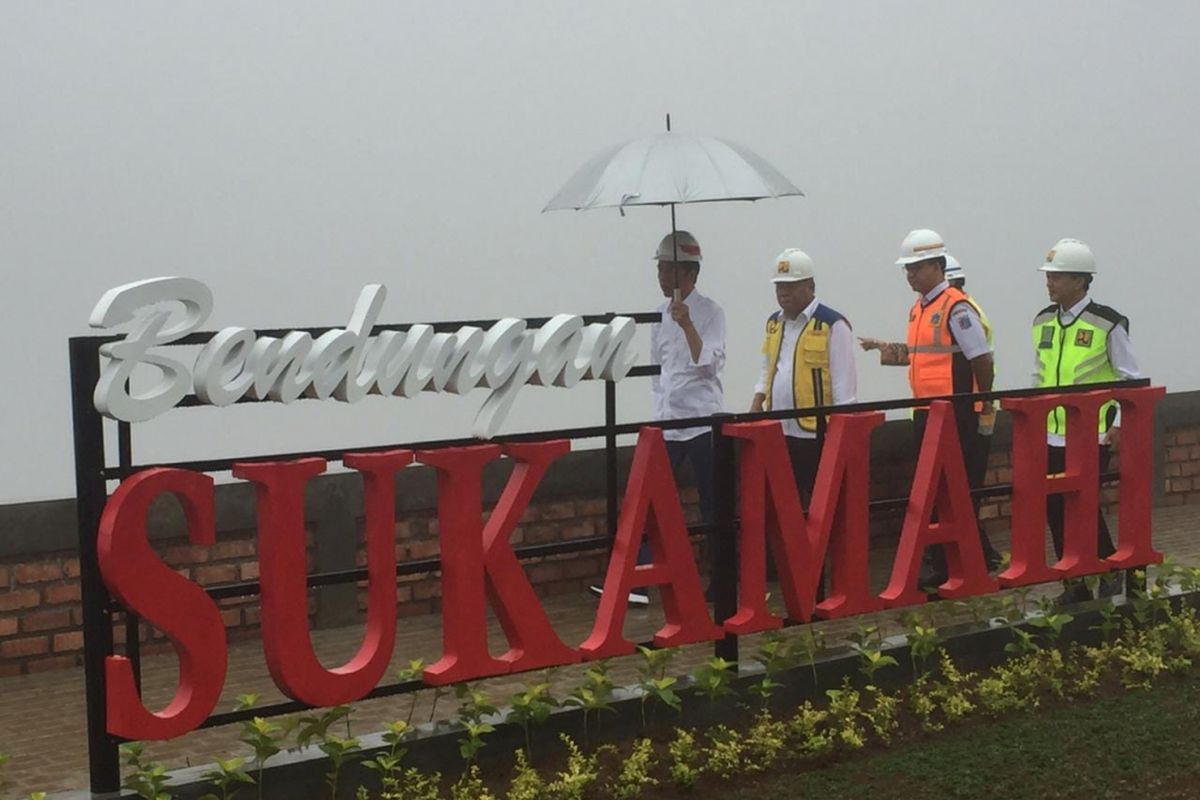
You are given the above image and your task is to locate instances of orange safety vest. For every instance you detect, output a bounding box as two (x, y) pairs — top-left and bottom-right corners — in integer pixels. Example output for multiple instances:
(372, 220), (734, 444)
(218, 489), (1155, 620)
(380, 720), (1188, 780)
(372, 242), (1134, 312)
(906, 285), (975, 399)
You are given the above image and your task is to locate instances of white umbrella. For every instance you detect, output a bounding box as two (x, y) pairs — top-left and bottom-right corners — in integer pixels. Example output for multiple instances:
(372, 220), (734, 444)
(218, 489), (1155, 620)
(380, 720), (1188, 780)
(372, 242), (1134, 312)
(543, 119), (803, 292)
(543, 132), (803, 212)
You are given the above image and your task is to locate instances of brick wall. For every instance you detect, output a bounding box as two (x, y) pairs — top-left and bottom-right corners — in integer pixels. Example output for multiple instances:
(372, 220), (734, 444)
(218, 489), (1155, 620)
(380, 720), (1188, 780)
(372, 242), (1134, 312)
(1163, 426), (1200, 506)
(3, 423), (1198, 676)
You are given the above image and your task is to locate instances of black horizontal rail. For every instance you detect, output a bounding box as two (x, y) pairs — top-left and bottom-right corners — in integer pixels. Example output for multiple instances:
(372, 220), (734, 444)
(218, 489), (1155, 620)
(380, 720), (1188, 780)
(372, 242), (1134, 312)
(100, 378), (1148, 480)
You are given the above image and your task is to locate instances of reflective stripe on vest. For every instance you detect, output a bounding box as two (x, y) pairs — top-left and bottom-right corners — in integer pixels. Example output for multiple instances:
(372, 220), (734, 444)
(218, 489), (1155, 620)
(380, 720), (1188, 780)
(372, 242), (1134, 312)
(906, 286), (973, 398)
(1032, 305), (1119, 436)
(762, 314), (833, 433)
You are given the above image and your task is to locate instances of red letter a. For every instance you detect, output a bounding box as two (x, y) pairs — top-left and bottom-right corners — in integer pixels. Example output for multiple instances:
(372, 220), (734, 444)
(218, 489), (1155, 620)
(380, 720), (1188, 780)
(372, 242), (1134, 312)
(234, 452), (410, 706)
(98, 468), (227, 740)
(723, 412), (883, 634)
(420, 442), (581, 685)
(578, 427), (721, 660)
(881, 401), (998, 607)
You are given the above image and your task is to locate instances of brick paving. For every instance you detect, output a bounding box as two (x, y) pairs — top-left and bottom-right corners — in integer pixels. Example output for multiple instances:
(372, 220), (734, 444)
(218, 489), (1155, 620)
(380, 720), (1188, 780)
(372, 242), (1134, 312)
(1, 505), (1196, 797)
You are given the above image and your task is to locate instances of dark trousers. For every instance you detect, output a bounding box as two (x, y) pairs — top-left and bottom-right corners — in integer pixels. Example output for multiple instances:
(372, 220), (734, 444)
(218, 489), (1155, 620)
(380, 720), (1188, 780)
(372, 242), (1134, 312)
(637, 432), (715, 565)
(1047, 444), (1117, 561)
(914, 403), (1003, 584)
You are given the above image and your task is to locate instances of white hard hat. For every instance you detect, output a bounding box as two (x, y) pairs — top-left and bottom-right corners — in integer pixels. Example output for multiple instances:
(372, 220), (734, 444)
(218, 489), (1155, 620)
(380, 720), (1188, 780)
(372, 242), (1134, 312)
(654, 230), (702, 263)
(1039, 238), (1096, 274)
(944, 254), (965, 281)
(895, 229), (947, 267)
(772, 248), (815, 282)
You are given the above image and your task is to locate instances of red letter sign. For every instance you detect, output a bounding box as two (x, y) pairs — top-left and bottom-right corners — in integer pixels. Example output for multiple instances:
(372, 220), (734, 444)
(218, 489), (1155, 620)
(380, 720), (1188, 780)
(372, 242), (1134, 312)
(882, 401), (998, 607)
(98, 468), (227, 740)
(234, 453), (410, 706)
(1001, 391), (1109, 584)
(420, 443), (580, 685)
(723, 413), (883, 633)
(578, 427), (720, 659)
(1108, 387), (1166, 568)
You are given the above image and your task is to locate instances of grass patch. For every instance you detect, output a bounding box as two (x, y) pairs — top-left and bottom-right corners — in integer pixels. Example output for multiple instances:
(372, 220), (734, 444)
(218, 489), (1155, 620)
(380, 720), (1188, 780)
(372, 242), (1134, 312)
(730, 675), (1200, 800)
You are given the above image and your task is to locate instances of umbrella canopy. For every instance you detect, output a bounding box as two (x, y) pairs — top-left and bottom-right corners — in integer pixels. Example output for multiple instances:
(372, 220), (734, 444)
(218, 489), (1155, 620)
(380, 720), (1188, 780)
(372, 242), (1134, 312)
(543, 132), (803, 212)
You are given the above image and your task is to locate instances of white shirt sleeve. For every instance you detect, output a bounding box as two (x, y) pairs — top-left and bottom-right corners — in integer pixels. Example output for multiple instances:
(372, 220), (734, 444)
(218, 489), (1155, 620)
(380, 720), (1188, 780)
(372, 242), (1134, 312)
(754, 345), (771, 396)
(829, 319), (858, 405)
(1107, 323), (1140, 380)
(649, 319), (662, 394)
(692, 302), (726, 372)
(948, 303), (991, 361)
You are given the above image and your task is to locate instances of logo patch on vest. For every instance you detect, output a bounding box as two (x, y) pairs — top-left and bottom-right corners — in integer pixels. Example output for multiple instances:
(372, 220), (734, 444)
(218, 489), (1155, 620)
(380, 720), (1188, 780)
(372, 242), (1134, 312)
(1075, 329), (1094, 347)
(766, 320), (779, 335)
(930, 312), (943, 326)
(1039, 326), (1055, 349)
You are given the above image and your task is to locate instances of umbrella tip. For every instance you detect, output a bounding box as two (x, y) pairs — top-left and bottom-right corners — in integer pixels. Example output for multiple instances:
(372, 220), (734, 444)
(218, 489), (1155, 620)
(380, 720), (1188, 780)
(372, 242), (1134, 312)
(665, 112), (671, 132)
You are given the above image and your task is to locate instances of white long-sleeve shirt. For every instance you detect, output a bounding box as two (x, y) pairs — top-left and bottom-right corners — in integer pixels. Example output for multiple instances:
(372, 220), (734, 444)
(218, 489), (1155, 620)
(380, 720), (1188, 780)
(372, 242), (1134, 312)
(754, 297), (858, 439)
(650, 289), (725, 441)
(1029, 295), (1139, 446)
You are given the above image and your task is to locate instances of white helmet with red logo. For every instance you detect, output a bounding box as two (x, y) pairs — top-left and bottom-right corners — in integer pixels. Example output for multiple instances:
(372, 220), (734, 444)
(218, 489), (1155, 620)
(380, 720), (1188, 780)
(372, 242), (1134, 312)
(654, 230), (703, 263)
(1039, 238), (1096, 274)
(895, 229), (947, 267)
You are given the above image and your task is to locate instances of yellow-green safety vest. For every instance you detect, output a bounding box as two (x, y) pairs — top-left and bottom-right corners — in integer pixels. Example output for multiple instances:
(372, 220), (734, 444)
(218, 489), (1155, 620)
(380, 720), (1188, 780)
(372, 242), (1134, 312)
(1032, 300), (1127, 436)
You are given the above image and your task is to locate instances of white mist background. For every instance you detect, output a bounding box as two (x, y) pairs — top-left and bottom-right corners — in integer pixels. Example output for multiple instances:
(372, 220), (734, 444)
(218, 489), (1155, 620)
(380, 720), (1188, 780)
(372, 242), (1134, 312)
(2, 1), (1198, 502)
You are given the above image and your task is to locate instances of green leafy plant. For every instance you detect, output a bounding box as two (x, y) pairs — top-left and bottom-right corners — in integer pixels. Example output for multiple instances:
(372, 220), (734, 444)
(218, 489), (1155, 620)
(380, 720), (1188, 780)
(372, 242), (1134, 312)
(449, 764), (496, 800)
(545, 734), (600, 800)
(666, 727), (700, 789)
(795, 627), (828, 690)
(743, 709), (788, 772)
(1029, 609), (1074, 648)
(121, 742), (172, 800)
(635, 645), (681, 729)
(852, 638), (898, 685)
(605, 738), (659, 799)
(506, 677), (558, 757)
(506, 748), (546, 800)
(749, 630), (796, 706)
(563, 661), (614, 751)
(702, 724), (745, 778)
(1004, 626), (1040, 657)
(380, 767), (442, 800)
(691, 656), (737, 705)
(452, 683), (497, 766)
(824, 680), (866, 750)
(317, 736), (361, 800)
(903, 611), (942, 678)
(362, 720), (412, 793)
(238, 716), (282, 800)
(294, 705), (353, 751)
(786, 700), (833, 757)
(198, 757), (254, 800)
(394, 659), (426, 725)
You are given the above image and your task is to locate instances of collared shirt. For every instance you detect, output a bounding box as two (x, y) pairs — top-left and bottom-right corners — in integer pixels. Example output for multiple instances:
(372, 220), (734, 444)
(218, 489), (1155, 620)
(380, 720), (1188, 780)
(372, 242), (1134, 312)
(754, 297), (857, 439)
(1030, 294), (1140, 446)
(921, 281), (990, 361)
(650, 289), (725, 441)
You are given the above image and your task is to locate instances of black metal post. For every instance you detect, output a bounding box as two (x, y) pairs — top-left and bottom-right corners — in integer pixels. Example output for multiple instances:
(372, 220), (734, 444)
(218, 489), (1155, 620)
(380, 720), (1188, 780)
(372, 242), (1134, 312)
(710, 414), (738, 664)
(69, 338), (121, 796)
(604, 311), (620, 538)
(117, 419), (142, 692)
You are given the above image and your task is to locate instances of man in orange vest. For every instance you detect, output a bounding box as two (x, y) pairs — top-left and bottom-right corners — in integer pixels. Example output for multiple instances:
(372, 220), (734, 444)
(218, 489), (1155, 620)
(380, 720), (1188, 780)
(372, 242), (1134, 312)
(859, 229), (1000, 587)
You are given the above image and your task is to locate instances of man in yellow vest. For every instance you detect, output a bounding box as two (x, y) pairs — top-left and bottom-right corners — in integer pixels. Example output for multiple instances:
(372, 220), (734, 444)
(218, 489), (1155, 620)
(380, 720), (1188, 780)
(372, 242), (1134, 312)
(1033, 238), (1138, 603)
(751, 248), (857, 502)
(859, 229), (1001, 587)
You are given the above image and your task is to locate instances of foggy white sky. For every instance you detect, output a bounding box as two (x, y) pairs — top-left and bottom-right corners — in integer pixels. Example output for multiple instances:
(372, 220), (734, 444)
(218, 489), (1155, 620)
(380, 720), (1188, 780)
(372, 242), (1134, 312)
(2, 1), (1198, 503)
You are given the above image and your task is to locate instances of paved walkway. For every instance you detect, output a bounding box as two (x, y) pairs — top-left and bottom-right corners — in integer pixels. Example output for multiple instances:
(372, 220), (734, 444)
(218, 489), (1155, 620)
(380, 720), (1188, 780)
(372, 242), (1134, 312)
(1, 506), (1196, 797)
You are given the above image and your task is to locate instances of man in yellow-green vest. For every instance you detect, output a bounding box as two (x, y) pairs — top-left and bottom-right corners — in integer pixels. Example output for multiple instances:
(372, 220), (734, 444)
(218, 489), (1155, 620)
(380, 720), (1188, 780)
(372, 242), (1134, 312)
(1033, 238), (1139, 603)
(751, 248), (857, 504)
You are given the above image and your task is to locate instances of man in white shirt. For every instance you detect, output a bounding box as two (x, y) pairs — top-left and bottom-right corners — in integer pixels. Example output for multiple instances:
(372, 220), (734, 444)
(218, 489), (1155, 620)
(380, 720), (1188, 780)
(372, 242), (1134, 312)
(1031, 238), (1139, 602)
(591, 230), (725, 605)
(750, 249), (856, 502)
